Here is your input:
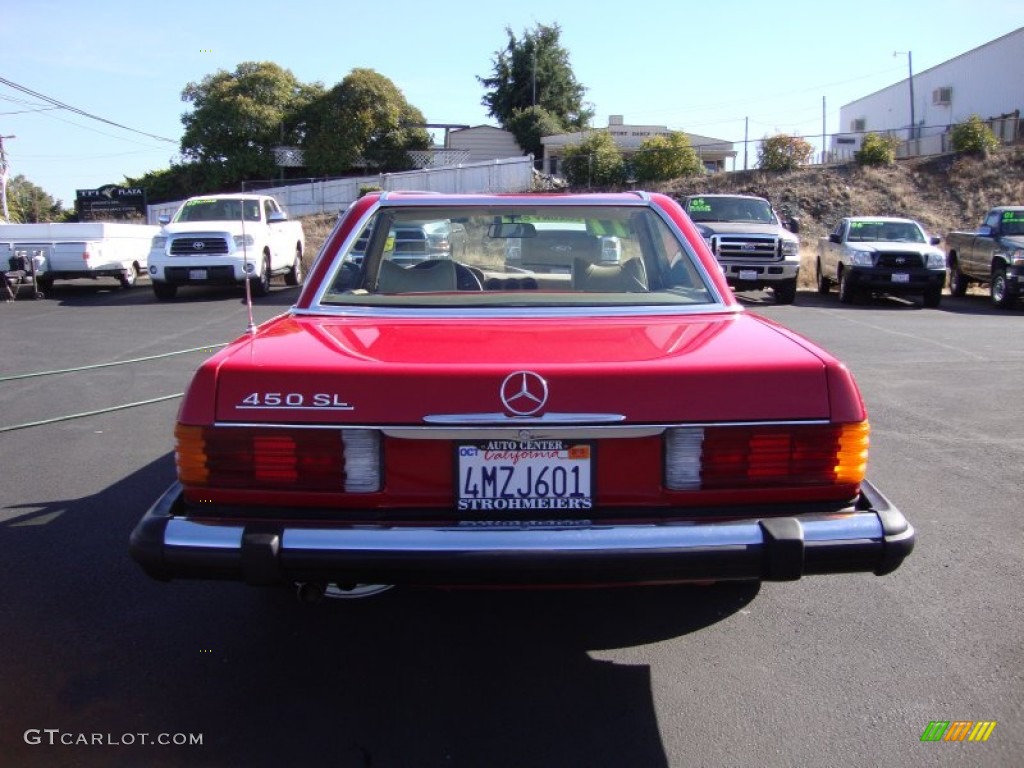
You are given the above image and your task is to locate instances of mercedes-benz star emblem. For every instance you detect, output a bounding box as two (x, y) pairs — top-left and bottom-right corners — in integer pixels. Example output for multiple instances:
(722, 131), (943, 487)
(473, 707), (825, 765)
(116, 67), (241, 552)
(500, 371), (549, 416)
(192, 241), (205, 251)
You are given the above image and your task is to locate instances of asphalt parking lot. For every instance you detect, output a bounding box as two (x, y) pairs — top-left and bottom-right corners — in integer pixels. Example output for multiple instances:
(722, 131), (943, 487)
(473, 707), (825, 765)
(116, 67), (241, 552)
(1, 279), (1021, 767)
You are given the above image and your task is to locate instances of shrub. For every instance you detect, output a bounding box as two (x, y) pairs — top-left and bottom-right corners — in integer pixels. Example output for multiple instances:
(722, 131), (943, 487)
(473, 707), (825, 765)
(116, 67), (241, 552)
(632, 131), (704, 182)
(951, 115), (1000, 156)
(855, 133), (900, 166)
(561, 130), (625, 188)
(758, 134), (814, 171)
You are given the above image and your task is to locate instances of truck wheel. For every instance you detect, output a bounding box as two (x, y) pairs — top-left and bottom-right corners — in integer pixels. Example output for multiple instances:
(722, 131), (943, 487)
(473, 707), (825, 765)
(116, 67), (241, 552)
(120, 265), (138, 289)
(991, 267), (1014, 309)
(153, 281), (177, 300)
(774, 279), (797, 305)
(838, 268), (857, 304)
(948, 258), (969, 297)
(285, 247), (303, 286)
(815, 260), (830, 294)
(250, 256), (271, 297)
(922, 286), (942, 308)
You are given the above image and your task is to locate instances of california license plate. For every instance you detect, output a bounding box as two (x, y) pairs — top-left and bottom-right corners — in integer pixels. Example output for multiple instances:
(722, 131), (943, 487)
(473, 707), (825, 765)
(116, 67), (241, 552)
(891, 273), (910, 283)
(189, 269), (208, 280)
(456, 440), (593, 512)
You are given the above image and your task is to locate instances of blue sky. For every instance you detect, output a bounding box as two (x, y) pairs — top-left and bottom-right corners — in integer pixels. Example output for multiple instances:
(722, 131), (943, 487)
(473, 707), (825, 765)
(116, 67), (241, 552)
(2, 0), (1021, 207)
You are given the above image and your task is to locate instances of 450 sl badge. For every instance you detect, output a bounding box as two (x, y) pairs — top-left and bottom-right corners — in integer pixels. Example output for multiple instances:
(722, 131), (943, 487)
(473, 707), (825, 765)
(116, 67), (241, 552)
(237, 392), (354, 410)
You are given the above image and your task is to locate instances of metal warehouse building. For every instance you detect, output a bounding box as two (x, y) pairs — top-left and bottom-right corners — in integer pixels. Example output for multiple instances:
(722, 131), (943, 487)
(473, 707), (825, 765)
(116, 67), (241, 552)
(832, 27), (1023, 159)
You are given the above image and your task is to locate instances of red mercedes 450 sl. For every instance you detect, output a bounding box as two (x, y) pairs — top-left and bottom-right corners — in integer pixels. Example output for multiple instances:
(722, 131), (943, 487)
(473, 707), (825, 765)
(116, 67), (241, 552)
(130, 191), (913, 597)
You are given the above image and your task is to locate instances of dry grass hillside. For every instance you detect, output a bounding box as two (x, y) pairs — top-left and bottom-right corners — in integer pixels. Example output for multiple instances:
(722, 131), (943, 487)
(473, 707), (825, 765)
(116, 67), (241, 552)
(299, 146), (1024, 291)
(656, 146), (1024, 289)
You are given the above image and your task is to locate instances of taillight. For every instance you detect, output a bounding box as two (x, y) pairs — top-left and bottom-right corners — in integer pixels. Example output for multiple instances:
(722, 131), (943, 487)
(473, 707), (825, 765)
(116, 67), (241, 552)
(175, 424), (381, 492)
(665, 422), (869, 490)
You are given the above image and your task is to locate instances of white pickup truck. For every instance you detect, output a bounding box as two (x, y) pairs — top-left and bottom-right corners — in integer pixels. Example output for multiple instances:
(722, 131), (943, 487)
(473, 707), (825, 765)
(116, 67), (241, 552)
(148, 194), (305, 300)
(1, 222), (159, 292)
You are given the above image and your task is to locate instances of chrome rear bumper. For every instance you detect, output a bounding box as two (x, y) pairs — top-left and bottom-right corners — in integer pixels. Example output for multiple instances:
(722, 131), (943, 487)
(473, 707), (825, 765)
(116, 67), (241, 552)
(130, 481), (914, 586)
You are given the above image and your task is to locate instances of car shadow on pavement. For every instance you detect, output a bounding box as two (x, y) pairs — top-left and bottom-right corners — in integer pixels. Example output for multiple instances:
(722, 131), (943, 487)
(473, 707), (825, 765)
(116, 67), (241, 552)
(43, 280), (303, 308)
(0, 454), (758, 768)
(739, 288), (1023, 314)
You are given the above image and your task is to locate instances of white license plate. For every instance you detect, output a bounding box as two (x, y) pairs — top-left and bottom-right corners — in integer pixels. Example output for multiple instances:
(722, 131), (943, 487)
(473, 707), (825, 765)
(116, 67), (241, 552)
(891, 273), (910, 283)
(189, 269), (208, 280)
(739, 269), (758, 281)
(457, 441), (593, 512)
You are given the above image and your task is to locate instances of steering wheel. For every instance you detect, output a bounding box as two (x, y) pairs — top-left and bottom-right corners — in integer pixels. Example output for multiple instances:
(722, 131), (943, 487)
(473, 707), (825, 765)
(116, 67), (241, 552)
(461, 264), (486, 290)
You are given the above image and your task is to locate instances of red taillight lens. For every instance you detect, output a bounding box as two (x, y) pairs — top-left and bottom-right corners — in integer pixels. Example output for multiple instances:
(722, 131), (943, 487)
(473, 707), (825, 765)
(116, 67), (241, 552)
(665, 422), (869, 490)
(175, 424), (380, 492)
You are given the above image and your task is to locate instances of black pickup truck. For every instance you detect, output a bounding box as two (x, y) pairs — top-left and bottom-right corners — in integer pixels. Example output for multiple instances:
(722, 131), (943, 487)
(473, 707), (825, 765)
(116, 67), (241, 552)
(946, 207), (1024, 308)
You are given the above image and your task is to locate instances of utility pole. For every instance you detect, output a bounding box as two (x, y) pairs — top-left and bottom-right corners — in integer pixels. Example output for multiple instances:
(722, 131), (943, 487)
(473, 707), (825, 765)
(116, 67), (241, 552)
(743, 117), (748, 170)
(822, 96), (827, 164)
(894, 51), (916, 140)
(532, 45), (537, 108)
(0, 134), (15, 223)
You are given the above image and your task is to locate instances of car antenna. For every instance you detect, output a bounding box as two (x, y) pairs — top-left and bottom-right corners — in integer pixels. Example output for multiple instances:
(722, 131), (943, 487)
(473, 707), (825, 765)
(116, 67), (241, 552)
(240, 196), (257, 335)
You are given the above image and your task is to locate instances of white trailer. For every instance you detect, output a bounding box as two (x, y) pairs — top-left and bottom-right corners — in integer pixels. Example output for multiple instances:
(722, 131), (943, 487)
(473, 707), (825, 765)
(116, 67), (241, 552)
(0, 222), (160, 291)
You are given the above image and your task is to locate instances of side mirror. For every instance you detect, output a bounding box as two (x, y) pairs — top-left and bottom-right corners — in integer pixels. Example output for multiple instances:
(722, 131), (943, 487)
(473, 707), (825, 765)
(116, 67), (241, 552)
(158, 214), (171, 225)
(268, 211), (288, 223)
(829, 233), (842, 244)
(930, 235), (942, 245)
(977, 225), (993, 237)
(786, 216), (800, 234)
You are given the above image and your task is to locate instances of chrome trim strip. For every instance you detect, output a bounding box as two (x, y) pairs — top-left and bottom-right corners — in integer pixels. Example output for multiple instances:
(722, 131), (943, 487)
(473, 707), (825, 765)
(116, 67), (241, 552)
(165, 519), (243, 549)
(422, 412), (626, 425)
(158, 512), (885, 555)
(382, 425), (664, 440)
(210, 420), (831, 438)
(802, 515), (883, 541)
(293, 304), (740, 320)
(282, 523), (767, 552)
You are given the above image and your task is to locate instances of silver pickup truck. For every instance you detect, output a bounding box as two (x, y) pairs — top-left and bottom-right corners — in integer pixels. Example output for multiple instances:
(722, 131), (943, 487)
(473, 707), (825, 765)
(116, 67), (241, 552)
(946, 206), (1024, 308)
(681, 194), (801, 304)
(816, 216), (946, 307)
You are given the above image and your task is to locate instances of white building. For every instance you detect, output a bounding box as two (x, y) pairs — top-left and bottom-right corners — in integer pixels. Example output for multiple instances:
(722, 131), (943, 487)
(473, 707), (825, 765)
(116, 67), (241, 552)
(541, 116), (736, 176)
(448, 125), (525, 163)
(833, 27), (1023, 159)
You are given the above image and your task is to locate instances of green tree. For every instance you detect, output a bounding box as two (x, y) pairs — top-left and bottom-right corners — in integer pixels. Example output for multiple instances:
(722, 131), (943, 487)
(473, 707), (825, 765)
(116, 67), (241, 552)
(479, 24), (592, 136)
(301, 68), (431, 176)
(632, 131), (704, 182)
(561, 131), (625, 188)
(951, 114), (1000, 156)
(758, 134), (814, 171)
(180, 61), (323, 189)
(506, 105), (565, 160)
(855, 132), (900, 166)
(124, 163), (217, 205)
(4, 175), (64, 223)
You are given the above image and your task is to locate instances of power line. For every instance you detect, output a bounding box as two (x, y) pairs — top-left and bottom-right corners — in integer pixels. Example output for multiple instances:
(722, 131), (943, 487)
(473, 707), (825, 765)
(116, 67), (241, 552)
(0, 76), (177, 144)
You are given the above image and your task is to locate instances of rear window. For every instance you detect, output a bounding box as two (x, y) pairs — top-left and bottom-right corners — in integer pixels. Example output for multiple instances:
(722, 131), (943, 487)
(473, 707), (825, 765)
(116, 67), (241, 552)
(320, 204), (716, 309)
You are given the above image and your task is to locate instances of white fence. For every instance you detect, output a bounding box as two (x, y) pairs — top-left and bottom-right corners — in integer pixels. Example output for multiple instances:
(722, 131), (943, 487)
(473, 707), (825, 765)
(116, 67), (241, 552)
(146, 155), (535, 224)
